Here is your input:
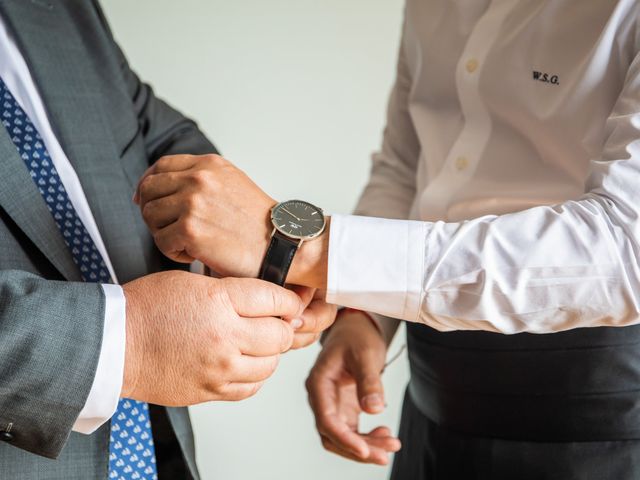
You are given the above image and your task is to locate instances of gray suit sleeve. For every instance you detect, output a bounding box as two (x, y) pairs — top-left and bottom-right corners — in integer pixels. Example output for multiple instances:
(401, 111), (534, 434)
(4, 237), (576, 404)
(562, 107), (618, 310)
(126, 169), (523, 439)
(0, 271), (105, 459)
(91, 0), (219, 162)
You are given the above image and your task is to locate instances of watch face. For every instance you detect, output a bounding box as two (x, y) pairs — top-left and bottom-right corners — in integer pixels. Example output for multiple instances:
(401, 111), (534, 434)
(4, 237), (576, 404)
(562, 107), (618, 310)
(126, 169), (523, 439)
(271, 200), (326, 240)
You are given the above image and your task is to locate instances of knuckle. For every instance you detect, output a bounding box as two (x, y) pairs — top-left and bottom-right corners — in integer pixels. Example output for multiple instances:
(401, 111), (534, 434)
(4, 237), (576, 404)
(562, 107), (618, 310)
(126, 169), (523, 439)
(138, 176), (153, 198)
(217, 354), (235, 375)
(155, 156), (171, 170)
(141, 201), (159, 222)
(320, 437), (334, 452)
(189, 169), (210, 187)
(183, 194), (200, 212)
(206, 154), (227, 167)
(178, 217), (198, 241)
(204, 377), (224, 395)
(141, 201), (153, 220)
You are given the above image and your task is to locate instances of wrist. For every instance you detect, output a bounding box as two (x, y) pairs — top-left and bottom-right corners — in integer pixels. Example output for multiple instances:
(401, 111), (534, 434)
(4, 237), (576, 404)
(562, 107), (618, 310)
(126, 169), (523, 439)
(341, 307), (384, 337)
(288, 216), (330, 289)
(324, 308), (387, 349)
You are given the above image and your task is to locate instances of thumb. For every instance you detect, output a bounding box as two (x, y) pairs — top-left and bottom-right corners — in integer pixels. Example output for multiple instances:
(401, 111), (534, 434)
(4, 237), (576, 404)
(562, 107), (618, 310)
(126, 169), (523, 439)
(353, 351), (386, 415)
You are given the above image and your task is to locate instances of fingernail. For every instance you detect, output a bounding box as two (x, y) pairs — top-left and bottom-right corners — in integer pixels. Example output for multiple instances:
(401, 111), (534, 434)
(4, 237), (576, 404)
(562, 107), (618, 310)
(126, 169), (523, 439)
(362, 394), (384, 411)
(291, 318), (303, 329)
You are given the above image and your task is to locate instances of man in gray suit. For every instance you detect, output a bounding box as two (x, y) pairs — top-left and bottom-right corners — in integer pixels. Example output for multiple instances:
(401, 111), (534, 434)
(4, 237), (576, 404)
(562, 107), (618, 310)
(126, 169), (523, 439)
(0, 1), (334, 478)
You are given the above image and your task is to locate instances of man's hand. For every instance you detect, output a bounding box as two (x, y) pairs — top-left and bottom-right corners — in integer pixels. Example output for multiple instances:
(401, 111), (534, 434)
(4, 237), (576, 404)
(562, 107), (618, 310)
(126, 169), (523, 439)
(306, 310), (401, 465)
(289, 287), (338, 350)
(134, 154), (330, 289)
(134, 154), (275, 279)
(122, 271), (303, 406)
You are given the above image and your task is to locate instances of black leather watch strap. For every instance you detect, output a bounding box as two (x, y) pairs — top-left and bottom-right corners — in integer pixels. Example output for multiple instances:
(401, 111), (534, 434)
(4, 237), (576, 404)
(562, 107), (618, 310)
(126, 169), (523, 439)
(258, 231), (300, 286)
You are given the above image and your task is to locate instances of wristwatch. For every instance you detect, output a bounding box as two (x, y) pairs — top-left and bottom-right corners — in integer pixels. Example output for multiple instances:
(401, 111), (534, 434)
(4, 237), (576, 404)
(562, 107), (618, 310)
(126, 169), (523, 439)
(258, 200), (326, 286)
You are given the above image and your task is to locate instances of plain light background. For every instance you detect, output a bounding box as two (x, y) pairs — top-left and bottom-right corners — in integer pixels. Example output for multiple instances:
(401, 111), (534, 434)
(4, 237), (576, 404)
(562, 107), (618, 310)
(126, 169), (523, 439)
(103, 2), (408, 479)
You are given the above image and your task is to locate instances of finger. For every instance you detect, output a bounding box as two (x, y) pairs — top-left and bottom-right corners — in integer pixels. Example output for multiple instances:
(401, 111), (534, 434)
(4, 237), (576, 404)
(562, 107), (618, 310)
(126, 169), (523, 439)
(321, 435), (391, 466)
(316, 411), (370, 459)
(306, 372), (369, 458)
(135, 155), (197, 203)
(224, 277), (305, 319)
(363, 428), (402, 452)
(152, 221), (196, 264)
(326, 428), (400, 461)
(141, 195), (183, 233)
(237, 316), (294, 356)
(369, 426), (393, 438)
(138, 172), (183, 206)
(219, 381), (265, 402)
(287, 285), (316, 307)
(296, 298), (337, 335)
(354, 352), (386, 414)
(290, 332), (321, 350)
(229, 354), (280, 383)
(321, 436), (367, 463)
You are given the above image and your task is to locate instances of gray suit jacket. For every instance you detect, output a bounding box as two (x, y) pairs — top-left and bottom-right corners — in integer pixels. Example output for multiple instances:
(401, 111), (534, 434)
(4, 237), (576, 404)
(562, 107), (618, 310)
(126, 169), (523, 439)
(0, 1), (216, 478)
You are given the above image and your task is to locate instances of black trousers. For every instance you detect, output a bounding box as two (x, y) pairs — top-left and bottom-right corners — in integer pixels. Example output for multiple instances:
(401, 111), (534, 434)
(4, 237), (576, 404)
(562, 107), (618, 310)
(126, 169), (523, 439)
(390, 389), (640, 480)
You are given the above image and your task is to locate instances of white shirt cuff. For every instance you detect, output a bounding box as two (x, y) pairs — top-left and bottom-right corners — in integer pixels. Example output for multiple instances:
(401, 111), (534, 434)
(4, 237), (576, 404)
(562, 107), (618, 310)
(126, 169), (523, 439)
(72, 284), (126, 434)
(326, 214), (425, 322)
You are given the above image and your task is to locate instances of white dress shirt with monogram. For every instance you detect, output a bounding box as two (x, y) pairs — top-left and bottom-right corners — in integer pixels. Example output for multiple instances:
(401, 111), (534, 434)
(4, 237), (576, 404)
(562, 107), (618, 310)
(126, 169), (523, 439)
(327, 0), (640, 340)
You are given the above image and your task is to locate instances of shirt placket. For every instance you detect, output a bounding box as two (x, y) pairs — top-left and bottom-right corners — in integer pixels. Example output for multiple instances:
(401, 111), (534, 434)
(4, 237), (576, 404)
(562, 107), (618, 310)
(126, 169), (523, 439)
(420, 0), (518, 220)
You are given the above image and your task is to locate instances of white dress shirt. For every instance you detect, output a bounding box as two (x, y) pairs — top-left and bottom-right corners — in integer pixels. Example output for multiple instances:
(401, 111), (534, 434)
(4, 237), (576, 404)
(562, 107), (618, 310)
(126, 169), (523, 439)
(0, 17), (126, 434)
(327, 0), (640, 337)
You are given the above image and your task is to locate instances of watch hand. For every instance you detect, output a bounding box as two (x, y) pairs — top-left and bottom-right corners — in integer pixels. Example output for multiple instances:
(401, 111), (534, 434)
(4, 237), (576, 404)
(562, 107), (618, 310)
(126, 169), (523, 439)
(282, 207), (302, 221)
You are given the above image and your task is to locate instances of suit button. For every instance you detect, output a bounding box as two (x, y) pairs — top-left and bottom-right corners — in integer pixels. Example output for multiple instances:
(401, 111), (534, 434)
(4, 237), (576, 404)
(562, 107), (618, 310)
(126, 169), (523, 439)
(1, 431), (13, 442)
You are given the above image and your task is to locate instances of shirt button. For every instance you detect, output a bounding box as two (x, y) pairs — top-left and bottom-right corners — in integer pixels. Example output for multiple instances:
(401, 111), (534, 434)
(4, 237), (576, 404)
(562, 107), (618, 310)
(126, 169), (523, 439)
(466, 58), (479, 74)
(455, 156), (469, 171)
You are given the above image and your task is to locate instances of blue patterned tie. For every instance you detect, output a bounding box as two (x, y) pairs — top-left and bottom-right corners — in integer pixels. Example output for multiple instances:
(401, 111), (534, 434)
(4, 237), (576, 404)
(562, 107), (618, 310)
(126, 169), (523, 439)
(0, 78), (158, 480)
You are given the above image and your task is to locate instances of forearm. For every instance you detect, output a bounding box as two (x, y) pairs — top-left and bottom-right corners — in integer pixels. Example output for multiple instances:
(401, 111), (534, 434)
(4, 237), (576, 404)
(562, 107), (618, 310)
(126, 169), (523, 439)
(322, 191), (640, 334)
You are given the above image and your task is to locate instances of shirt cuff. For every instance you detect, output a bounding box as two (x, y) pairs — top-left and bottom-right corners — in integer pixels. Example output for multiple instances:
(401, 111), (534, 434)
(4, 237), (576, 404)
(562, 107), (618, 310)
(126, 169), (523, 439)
(326, 214), (425, 322)
(72, 284), (126, 434)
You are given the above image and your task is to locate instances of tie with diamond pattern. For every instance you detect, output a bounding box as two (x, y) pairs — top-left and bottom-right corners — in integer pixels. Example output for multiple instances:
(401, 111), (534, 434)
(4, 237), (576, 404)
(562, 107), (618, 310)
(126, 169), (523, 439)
(0, 77), (158, 480)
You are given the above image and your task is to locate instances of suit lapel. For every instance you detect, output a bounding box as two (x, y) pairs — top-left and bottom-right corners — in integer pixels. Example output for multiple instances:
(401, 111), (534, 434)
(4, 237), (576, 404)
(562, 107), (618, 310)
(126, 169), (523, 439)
(0, 126), (81, 281)
(0, 0), (149, 283)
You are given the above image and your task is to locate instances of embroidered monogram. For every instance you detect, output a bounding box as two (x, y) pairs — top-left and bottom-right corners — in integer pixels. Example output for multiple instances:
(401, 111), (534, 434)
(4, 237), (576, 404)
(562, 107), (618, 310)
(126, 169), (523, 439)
(533, 70), (560, 85)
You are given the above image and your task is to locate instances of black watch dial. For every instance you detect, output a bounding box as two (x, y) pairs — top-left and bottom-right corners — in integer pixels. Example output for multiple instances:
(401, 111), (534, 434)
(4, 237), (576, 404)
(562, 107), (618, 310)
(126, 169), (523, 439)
(271, 200), (326, 240)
